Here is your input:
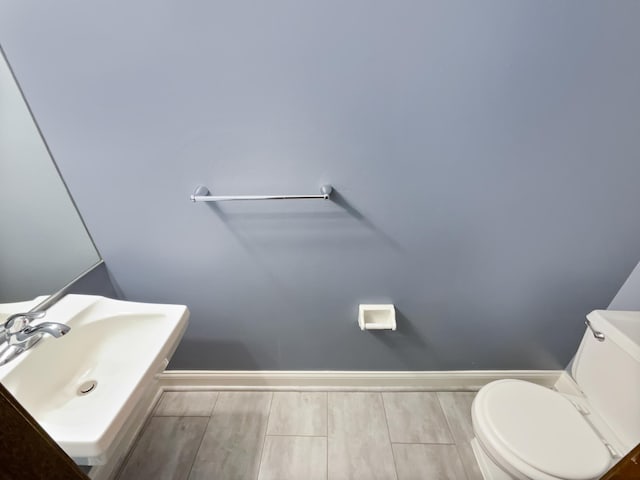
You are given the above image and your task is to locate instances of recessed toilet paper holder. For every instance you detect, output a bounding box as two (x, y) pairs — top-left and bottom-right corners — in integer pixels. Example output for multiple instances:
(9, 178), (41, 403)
(358, 304), (396, 331)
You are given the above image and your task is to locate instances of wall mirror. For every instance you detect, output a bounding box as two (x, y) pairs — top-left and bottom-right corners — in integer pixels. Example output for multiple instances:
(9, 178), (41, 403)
(0, 47), (101, 304)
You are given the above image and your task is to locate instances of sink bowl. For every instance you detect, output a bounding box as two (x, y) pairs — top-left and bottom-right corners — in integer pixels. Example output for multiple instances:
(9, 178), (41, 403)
(0, 294), (188, 464)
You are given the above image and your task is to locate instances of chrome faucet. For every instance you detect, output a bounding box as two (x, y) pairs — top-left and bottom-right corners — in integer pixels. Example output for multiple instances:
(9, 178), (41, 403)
(0, 311), (70, 366)
(3, 310), (46, 330)
(12, 321), (70, 342)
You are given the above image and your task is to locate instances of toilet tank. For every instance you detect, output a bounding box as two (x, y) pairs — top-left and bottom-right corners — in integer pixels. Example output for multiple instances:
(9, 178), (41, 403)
(571, 310), (640, 452)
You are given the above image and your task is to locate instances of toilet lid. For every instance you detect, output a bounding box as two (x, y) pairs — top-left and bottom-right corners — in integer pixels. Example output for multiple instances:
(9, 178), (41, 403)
(476, 380), (611, 480)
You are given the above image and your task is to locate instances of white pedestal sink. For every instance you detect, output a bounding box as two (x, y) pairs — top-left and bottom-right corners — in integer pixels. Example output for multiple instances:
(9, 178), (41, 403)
(0, 294), (189, 467)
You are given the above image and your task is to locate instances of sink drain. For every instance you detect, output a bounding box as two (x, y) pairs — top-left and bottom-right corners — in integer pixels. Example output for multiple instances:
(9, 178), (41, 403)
(77, 380), (97, 396)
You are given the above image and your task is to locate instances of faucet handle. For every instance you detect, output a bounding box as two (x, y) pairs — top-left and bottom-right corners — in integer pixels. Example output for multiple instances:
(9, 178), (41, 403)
(3, 310), (46, 331)
(15, 322), (70, 342)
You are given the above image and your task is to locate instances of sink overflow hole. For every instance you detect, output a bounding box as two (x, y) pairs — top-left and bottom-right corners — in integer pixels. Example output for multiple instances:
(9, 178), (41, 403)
(78, 380), (97, 396)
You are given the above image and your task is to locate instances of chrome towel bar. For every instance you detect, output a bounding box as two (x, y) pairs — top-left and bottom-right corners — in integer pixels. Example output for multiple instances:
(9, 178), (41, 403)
(190, 184), (333, 202)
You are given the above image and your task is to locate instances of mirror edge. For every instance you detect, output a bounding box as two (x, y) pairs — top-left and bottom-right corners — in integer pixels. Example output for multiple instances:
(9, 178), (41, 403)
(1, 43), (105, 306)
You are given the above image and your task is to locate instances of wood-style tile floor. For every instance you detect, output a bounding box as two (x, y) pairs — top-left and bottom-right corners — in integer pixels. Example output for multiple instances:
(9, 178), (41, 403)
(116, 390), (483, 480)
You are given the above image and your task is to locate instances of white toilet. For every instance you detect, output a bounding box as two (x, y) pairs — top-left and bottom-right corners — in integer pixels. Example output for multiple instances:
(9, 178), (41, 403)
(471, 309), (640, 480)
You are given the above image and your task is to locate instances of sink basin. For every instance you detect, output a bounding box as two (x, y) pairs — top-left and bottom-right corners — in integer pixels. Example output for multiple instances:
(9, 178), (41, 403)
(0, 294), (188, 464)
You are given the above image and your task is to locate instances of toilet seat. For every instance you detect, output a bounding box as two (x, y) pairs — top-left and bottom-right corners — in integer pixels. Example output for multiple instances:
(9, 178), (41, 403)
(473, 380), (612, 480)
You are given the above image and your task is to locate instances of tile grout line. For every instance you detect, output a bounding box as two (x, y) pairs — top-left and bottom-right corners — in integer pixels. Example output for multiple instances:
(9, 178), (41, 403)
(182, 416), (212, 480)
(434, 391), (456, 444)
(112, 393), (167, 480)
(255, 392), (274, 480)
(462, 393), (483, 480)
(154, 414), (215, 417)
(390, 441), (458, 446)
(265, 390), (275, 436)
(380, 393), (400, 480)
(185, 391), (220, 480)
(452, 442), (471, 480)
(436, 392), (471, 480)
(155, 390), (219, 417)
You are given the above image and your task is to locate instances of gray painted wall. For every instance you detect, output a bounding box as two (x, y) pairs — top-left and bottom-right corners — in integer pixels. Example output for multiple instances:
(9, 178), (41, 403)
(66, 262), (121, 300)
(609, 261), (640, 310)
(1, 1), (640, 370)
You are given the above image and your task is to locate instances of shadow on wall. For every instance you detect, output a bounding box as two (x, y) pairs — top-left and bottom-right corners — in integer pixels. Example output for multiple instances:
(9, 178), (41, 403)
(204, 187), (403, 252)
(329, 189), (402, 251)
(67, 262), (123, 300)
(366, 308), (444, 370)
(168, 338), (262, 370)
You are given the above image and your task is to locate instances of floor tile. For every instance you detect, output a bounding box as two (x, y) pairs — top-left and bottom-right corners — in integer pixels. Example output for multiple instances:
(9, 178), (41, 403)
(188, 392), (272, 480)
(382, 392), (453, 444)
(258, 436), (327, 480)
(154, 391), (218, 417)
(117, 416), (207, 480)
(267, 392), (327, 436)
(328, 392), (397, 480)
(393, 444), (468, 480)
(437, 392), (483, 480)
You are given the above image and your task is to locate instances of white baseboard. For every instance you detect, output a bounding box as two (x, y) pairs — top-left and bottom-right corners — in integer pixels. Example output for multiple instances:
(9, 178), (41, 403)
(158, 369), (565, 392)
